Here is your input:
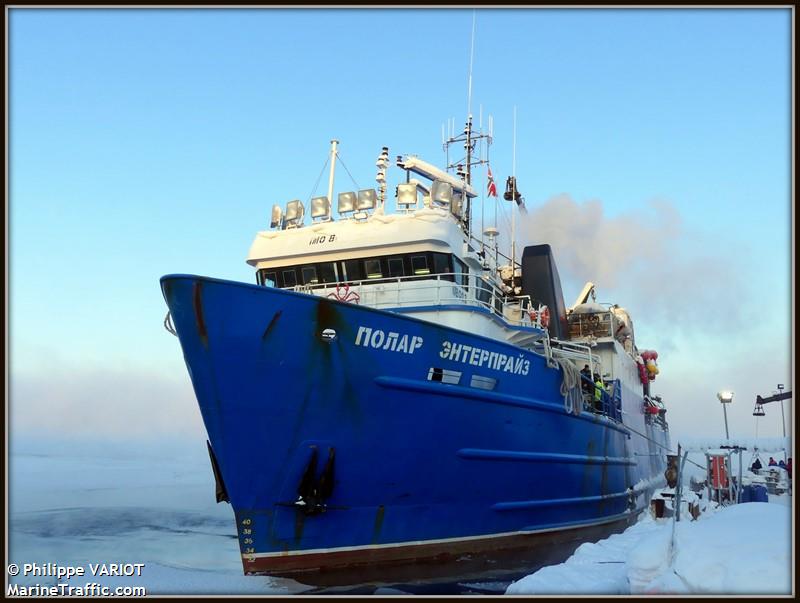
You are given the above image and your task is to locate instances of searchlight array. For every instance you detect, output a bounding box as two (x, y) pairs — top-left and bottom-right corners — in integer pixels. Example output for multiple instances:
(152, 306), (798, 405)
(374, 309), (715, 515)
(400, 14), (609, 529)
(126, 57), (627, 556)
(268, 144), (467, 230)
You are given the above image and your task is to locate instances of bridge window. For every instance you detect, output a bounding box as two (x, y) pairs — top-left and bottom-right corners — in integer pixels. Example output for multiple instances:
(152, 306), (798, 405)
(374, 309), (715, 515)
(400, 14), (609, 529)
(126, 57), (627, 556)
(476, 276), (492, 306)
(301, 266), (318, 285)
(282, 269), (297, 288)
(341, 259), (363, 282)
(433, 252), (451, 275)
(454, 257), (468, 287)
(388, 257), (405, 278)
(365, 259), (383, 279)
(318, 262), (337, 284)
(262, 251), (463, 289)
(411, 255), (430, 275)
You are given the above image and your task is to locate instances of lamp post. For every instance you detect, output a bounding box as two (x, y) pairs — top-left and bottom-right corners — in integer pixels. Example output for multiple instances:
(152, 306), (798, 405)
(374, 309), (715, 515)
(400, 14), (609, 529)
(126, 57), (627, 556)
(777, 384), (786, 436)
(717, 391), (734, 440)
(778, 384), (786, 461)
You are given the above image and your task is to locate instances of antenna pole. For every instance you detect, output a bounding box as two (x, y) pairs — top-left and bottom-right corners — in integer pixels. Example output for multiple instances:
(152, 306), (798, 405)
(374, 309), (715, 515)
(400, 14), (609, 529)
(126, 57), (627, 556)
(511, 106), (517, 271)
(464, 10), (476, 237)
(465, 114), (472, 235)
(327, 139), (339, 205)
(481, 149), (485, 253)
(467, 10), (476, 118)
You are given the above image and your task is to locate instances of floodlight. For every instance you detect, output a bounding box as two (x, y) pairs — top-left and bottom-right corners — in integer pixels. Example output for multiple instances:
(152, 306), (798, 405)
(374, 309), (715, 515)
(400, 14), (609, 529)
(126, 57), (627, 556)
(357, 189), (377, 210)
(430, 180), (453, 208)
(270, 204), (282, 229)
(450, 192), (463, 217)
(338, 191), (356, 214)
(310, 196), (331, 220)
(396, 183), (417, 206)
(285, 200), (304, 226)
(717, 390), (734, 440)
(717, 391), (734, 404)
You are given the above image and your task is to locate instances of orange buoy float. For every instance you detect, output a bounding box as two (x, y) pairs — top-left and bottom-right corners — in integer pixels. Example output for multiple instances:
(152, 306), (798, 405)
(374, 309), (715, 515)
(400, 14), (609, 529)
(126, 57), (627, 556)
(530, 305), (550, 329)
(540, 305), (550, 329)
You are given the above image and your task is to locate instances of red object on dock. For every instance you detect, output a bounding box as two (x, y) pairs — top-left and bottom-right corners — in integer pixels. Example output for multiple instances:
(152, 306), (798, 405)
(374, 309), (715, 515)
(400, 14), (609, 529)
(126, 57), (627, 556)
(711, 455), (729, 488)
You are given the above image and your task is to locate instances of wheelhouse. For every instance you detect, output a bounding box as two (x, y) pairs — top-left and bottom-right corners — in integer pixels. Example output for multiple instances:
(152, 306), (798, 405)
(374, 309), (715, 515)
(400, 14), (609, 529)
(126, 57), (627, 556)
(257, 251), (469, 289)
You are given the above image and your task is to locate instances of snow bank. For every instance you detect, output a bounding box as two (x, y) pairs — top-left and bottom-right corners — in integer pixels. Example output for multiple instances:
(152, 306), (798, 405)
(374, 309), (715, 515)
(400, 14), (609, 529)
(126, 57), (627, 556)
(668, 503), (792, 594)
(626, 526), (674, 593)
(506, 514), (663, 595)
(507, 500), (791, 595)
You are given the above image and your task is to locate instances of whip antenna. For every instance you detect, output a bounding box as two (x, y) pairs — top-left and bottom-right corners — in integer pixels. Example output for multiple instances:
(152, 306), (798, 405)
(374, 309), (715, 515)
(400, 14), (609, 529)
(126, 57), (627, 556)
(512, 106), (517, 271)
(467, 10), (476, 118)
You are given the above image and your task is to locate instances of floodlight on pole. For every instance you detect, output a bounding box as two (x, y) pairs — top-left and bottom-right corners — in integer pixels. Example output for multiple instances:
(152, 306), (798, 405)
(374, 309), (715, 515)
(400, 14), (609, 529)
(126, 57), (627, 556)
(778, 384), (786, 461)
(717, 390), (734, 440)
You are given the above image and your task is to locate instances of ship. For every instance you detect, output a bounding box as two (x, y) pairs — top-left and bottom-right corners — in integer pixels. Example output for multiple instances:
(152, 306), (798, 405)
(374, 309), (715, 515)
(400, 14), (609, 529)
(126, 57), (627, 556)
(160, 113), (671, 585)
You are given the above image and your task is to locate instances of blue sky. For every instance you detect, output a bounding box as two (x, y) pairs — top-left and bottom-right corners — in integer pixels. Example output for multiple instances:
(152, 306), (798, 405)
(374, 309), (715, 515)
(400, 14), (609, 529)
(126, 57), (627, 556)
(9, 8), (793, 442)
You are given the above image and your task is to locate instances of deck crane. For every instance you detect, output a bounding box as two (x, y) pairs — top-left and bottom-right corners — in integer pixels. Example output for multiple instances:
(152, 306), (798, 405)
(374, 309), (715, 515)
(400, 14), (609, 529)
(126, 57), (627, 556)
(753, 387), (791, 462)
(753, 390), (792, 416)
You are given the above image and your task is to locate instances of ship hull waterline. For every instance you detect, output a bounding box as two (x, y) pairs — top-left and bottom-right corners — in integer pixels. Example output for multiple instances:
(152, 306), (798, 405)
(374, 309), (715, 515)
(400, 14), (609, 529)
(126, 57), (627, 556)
(160, 274), (668, 582)
(241, 513), (637, 586)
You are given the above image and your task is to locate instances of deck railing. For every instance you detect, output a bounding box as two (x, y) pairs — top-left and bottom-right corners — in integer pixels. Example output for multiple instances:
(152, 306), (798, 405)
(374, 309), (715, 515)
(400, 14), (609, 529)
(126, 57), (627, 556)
(288, 272), (546, 329)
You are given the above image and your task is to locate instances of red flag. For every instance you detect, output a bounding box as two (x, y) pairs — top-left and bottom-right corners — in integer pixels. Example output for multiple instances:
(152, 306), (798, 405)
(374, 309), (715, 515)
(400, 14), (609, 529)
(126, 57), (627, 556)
(487, 166), (497, 197)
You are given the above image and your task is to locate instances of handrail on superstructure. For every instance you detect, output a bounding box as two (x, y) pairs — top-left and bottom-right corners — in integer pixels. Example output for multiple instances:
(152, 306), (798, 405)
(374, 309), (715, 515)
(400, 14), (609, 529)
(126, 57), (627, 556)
(286, 272), (544, 329)
(550, 338), (596, 375)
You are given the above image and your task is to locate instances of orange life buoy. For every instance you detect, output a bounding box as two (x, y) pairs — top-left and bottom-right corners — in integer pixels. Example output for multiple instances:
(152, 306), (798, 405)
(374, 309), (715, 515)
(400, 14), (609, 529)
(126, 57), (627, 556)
(529, 305), (551, 329)
(540, 306), (550, 329)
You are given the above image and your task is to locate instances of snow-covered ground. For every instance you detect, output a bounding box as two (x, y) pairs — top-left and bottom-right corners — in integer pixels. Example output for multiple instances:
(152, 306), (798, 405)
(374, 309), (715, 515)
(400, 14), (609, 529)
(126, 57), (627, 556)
(507, 497), (793, 595)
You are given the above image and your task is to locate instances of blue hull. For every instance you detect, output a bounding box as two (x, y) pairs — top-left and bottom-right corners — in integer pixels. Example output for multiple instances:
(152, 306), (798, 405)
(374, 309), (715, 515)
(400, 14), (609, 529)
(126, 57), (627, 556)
(160, 274), (669, 578)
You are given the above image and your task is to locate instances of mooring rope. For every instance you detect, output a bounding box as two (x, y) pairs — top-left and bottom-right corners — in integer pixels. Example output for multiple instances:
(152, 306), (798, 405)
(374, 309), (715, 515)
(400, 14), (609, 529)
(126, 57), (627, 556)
(556, 356), (583, 415)
(163, 311), (177, 337)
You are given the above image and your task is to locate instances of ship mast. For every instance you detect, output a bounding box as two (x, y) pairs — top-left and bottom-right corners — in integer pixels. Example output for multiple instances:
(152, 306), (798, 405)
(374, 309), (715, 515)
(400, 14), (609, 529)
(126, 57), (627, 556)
(443, 12), (492, 240)
(465, 10), (476, 231)
(511, 106), (516, 271)
(327, 139), (339, 205)
(465, 114), (473, 232)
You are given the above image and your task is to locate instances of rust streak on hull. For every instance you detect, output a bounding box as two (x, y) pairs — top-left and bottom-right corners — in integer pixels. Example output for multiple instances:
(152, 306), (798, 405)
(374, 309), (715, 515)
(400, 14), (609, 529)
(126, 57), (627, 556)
(193, 281), (208, 348)
(262, 310), (283, 340)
